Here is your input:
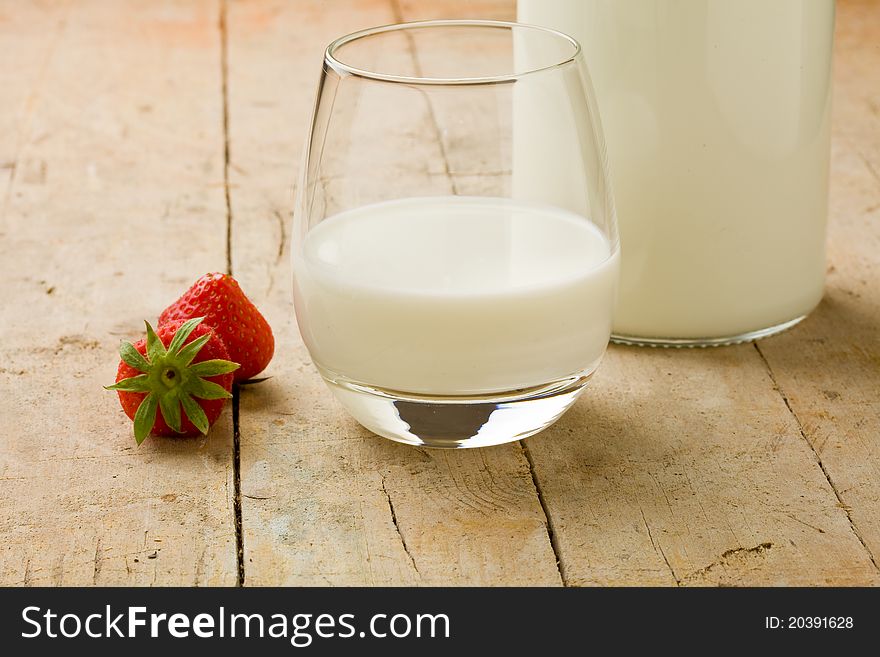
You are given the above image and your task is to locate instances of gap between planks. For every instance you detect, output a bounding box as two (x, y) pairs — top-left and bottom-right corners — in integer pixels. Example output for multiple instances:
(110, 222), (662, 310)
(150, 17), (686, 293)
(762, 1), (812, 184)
(219, 0), (245, 587)
(753, 342), (880, 573)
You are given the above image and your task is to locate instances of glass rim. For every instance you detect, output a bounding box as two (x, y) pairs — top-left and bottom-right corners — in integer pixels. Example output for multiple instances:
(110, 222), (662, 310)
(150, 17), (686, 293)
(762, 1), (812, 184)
(324, 19), (581, 86)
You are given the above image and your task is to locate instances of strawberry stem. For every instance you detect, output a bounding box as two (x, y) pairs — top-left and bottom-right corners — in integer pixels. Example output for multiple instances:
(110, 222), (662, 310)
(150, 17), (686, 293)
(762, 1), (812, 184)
(106, 318), (239, 444)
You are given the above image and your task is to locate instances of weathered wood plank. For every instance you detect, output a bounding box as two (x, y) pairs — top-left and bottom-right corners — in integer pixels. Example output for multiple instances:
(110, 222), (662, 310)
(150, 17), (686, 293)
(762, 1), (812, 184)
(517, 0), (880, 585)
(0, 0), (237, 585)
(226, 0), (561, 585)
(755, 0), (880, 569)
(524, 346), (879, 585)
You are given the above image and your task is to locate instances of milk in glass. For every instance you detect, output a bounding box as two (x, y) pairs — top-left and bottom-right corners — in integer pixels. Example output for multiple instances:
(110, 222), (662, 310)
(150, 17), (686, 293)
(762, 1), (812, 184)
(293, 196), (619, 395)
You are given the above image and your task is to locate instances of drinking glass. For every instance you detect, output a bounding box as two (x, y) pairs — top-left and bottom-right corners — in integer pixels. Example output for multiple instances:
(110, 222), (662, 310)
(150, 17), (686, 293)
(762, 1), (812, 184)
(292, 20), (619, 448)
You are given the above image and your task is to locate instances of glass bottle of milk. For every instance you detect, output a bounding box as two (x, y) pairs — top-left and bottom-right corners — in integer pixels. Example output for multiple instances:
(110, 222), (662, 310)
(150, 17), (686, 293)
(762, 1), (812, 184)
(518, 0), (835, 345)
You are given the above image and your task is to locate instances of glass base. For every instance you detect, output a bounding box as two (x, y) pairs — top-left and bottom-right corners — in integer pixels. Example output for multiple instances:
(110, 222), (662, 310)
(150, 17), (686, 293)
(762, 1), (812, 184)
(319, 370), (592, 449)
(610, 314), (806, 348)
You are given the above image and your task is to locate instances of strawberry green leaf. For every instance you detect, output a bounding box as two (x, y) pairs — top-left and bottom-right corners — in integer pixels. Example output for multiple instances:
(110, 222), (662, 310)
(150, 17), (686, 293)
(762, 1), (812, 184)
(119, 341), (150, 372)
(166, 317), (205, 355)
(133, 393), (159, 445)
(176, 333), (212, 366)
(180, 393), (210, 435)
(145, 321), (166, 363)
(108, 319), (235, 442)
(189, 377), (234, 400)
(189, 359), (240, 377)
(105, 374), (151, 393)
(158, 390), (182, 433)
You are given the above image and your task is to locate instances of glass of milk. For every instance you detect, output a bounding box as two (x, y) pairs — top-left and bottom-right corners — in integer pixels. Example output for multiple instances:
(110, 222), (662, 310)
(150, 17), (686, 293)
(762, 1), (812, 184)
(292, 21), (619, 448)
(519, 0), (835, 345)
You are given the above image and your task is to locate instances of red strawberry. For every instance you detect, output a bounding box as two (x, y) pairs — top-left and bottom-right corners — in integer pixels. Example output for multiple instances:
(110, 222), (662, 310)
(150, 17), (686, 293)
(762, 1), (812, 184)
(106, 318), (239, 444)
(159, 273), (274, 382)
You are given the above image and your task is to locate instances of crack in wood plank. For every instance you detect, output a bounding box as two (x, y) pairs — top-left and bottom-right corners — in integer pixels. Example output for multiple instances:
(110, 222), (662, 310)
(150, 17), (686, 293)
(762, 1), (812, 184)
(857, 151), (880, 189)
(272, 209), (287, 265)
(754, 342), (880, 572)
(520, 441), (567, 585)
(640, 506), (680, 585)
(784, 512), (826, 534)
(265, 208), (287, 296)
(380, 475), (420, 579)
(682, 542), (773, 584)
(92, 536), (103, 585)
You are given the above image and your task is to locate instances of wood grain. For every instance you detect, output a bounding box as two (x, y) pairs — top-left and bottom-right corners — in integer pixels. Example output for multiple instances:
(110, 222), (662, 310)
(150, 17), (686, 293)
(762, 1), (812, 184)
(523, 346), (879, 585)
(0, 0), (237, 585)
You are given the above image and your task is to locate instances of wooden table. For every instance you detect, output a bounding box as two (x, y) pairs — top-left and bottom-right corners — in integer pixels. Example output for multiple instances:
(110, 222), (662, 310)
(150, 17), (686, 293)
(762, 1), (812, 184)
(1, 0), (878, 587)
